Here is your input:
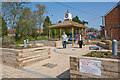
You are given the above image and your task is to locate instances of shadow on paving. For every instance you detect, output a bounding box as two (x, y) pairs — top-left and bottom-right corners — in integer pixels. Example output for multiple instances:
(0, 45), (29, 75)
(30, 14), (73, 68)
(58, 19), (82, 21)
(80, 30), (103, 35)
(56, 69), (70, 80)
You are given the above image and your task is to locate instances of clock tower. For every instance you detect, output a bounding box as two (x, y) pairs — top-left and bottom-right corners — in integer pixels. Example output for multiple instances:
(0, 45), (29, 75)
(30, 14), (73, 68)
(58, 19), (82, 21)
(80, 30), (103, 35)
(64, 10), (72, 21)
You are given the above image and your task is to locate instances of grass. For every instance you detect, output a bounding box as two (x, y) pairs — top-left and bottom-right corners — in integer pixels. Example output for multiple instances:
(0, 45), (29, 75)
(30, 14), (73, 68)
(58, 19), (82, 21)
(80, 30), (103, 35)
(30, 38), (49, 41)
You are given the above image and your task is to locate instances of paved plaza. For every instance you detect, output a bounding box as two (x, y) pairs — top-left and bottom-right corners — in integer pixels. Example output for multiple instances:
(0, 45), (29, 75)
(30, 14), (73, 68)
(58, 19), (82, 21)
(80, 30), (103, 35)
(2, 44), (95, 78)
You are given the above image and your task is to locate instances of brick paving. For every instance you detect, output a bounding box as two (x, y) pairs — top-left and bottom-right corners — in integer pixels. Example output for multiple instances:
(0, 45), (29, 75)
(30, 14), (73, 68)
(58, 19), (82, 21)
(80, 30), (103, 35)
(2, 65), (42, 78)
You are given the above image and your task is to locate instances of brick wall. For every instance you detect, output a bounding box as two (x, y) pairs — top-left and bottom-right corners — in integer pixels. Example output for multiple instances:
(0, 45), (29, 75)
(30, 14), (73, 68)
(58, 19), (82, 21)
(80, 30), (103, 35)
(118, 5), (120, 39)
(100, 27), (105, 38)
(105, 5), (120, 39)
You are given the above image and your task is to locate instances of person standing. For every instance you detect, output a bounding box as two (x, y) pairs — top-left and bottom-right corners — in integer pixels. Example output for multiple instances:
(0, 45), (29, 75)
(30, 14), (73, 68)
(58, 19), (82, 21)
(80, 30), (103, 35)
(78, 35), (82, 48)
(62, 32), (67, 48)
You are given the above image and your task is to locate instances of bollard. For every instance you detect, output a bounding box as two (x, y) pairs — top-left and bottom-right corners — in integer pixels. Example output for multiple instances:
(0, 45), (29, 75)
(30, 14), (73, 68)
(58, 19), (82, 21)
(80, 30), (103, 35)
(112, 39), (117, 55)
(27, 39), (29, 43)
(24, 40), (26, 47)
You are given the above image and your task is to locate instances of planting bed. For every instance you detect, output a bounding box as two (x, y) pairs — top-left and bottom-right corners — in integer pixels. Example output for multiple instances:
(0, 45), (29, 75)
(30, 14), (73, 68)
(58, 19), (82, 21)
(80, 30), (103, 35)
(2, 43), (43, 49)
(84, 51), (120, 59)
(42, 40), (61, 47)
(2, 47), (50, 68)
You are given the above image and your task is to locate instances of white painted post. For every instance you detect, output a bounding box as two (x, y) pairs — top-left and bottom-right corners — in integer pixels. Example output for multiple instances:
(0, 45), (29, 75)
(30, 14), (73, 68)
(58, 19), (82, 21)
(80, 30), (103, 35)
(24, 40), (26, 47)
(27, 39), (29, 43)
(80, 35), (82, 41)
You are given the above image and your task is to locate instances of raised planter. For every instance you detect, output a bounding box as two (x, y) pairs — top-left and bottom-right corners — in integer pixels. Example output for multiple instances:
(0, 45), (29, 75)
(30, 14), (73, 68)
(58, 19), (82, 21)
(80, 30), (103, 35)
(97, 40), (112, 50)
(85, 39), (101, 45)
(42, 40), (61, 47)
(2, 47), (50, 68)
(70, 55), (120, 78)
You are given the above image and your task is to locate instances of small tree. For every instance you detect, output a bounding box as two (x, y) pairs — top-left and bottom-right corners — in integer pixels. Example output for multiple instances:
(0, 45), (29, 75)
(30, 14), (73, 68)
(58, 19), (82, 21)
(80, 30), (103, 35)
(2, 17), (8, 37)
(34, 3), (46, 38)
(43, 16), (52, 36)
(31, 28), (38, 39)
(72, 16), (88, 25)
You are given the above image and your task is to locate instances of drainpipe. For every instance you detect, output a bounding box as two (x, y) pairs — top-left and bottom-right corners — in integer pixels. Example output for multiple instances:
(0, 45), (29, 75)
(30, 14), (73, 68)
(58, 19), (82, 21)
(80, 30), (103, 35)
(110, 27), (113, 40)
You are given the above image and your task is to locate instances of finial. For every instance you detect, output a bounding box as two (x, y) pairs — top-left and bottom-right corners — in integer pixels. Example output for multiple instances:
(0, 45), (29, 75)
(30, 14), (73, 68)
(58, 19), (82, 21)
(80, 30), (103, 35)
(67, 10), (69, 13)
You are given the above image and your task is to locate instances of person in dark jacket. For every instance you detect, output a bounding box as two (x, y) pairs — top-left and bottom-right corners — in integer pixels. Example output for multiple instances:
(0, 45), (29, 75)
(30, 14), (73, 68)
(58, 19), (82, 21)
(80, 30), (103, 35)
(78, 35), (82, 48)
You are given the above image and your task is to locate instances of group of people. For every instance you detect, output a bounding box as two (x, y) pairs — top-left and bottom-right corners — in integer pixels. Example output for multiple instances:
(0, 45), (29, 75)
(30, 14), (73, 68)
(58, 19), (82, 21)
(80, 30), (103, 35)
(61, 32), (83, 49)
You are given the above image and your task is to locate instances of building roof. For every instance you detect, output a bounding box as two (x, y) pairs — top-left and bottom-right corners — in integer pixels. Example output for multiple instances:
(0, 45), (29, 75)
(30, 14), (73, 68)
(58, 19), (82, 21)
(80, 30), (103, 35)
(104, 1), (120, 16)
(49, 21), (88, 29)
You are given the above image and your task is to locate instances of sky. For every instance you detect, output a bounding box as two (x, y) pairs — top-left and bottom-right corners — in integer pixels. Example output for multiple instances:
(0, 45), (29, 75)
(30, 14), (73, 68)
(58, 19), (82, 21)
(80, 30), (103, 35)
(1, 0), (120, 2)
(1, 1), (119, 30)
(27, 2), (118, 30)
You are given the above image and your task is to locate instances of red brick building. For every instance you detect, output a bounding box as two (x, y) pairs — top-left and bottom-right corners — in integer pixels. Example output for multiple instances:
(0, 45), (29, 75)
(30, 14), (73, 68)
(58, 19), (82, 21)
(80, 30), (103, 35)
(105, 2), (120, 40)
(100, 26), (105, 38)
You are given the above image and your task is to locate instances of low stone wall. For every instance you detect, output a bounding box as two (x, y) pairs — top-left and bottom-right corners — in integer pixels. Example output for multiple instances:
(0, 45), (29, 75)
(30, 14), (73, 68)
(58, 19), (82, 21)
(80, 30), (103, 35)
(2, 47), (50, 68)
(2, 48), (23, 68)
(97, 40), (112, 50)
(42, 41), (61, 47)
(85, 40), (101, 45)
(70, 56), (120, 78)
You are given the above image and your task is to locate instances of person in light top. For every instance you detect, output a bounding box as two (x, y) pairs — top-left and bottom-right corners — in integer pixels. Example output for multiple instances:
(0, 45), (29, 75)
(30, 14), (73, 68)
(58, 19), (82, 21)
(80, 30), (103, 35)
(61, 32), (67, 48)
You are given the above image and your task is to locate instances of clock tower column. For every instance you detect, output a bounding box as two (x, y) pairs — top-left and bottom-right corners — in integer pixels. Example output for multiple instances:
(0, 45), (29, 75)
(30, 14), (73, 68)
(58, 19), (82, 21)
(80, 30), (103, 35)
(64, 10), (72, 21)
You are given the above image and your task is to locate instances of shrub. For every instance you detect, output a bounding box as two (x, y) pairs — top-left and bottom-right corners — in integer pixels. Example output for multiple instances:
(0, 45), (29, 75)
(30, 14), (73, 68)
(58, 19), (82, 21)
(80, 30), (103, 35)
(107, 51), (111, 53)
(15, 44), (20, 47)
(27, 44), (30, 47)
(10, 41), (15, 44)
(88, 54), (94, 57)
(91, 51), (98, 54)
(104, 51), (110, 55)
(2, 45), (7, 48)
(21, 46), (24, 48)
(100, 53), (106, 58)
(9, 46), (12, 48)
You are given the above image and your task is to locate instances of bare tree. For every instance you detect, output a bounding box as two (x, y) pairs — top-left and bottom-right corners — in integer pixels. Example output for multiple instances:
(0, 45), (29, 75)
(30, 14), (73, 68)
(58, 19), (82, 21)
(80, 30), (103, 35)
(2, 2), (27, 36)
(34, 3), (46, 38)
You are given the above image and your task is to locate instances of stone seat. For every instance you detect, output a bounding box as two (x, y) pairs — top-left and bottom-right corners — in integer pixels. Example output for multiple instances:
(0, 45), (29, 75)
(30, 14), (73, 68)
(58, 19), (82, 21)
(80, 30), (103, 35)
(89, 46), (102, 50)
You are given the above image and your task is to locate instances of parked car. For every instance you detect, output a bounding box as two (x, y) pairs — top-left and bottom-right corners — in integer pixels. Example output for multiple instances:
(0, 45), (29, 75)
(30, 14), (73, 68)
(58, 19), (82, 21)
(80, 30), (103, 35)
(68, 35), (79, 41)
(89, 34), (94, 38)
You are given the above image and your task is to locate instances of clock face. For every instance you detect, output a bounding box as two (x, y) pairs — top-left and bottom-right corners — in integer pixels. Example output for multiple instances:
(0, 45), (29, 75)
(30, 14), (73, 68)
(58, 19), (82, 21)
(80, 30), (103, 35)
(65, 14), (69, 18)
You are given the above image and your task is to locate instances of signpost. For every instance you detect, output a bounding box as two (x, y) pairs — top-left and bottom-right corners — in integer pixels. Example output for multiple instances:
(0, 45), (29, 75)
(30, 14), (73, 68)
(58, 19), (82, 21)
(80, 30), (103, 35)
(79, 59), (101, 76)
(27, 39), (29, 44)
